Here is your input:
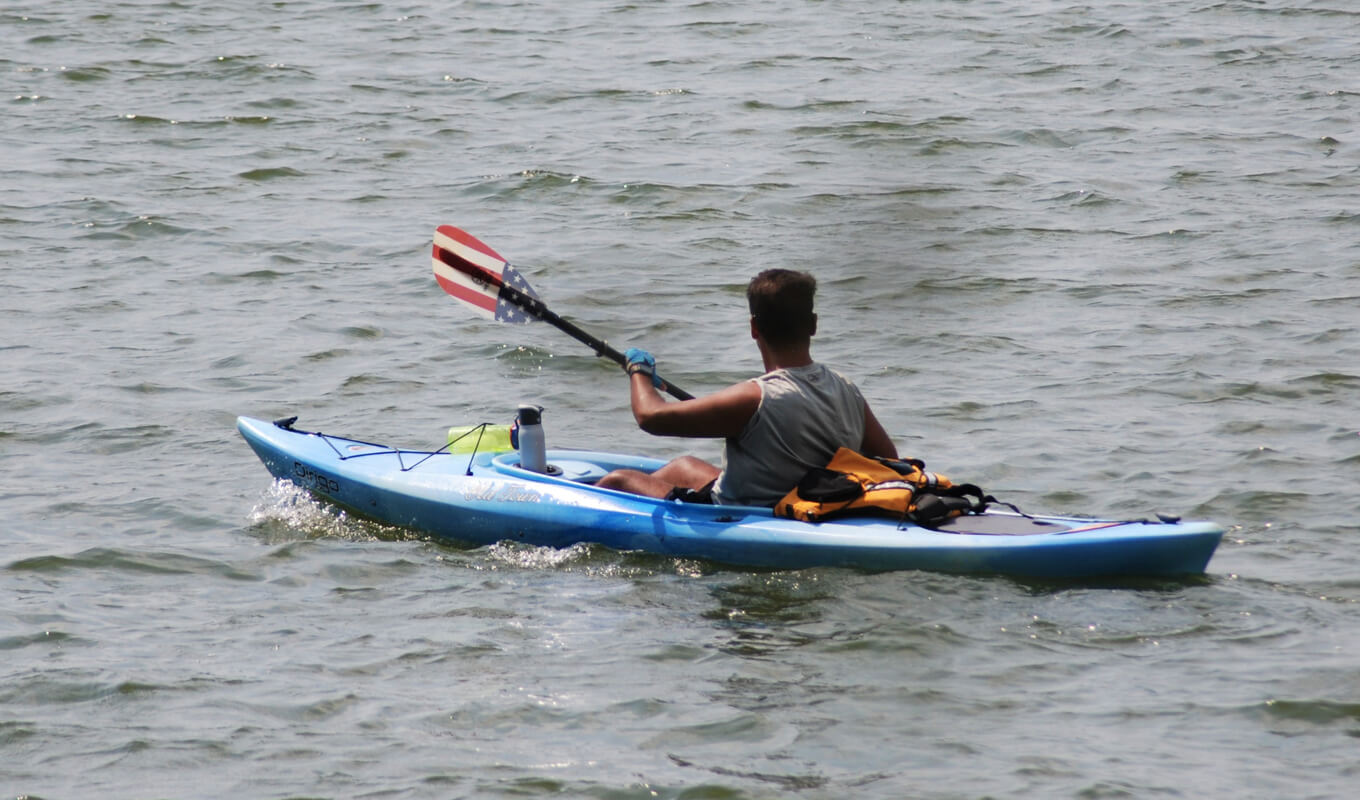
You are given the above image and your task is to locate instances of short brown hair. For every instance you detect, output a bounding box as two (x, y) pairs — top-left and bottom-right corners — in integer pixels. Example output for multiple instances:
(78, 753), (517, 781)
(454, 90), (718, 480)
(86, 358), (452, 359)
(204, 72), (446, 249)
(747, 269), (816, 346)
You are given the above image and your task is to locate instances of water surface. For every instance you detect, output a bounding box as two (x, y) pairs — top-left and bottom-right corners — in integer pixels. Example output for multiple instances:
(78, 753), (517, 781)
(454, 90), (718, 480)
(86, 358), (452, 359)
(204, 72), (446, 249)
(3, 1), (1359, 797)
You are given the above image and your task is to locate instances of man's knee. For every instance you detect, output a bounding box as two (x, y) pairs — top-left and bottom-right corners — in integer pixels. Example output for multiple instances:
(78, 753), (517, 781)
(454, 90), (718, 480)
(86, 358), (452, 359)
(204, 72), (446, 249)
(597, 469), (641, 491)
(657, 456), (719, 488)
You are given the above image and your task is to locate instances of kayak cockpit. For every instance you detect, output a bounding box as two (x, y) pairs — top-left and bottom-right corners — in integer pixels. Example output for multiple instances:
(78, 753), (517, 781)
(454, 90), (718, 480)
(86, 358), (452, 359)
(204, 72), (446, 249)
(485, 449), (778, 522)
(488, 450), (664, 486)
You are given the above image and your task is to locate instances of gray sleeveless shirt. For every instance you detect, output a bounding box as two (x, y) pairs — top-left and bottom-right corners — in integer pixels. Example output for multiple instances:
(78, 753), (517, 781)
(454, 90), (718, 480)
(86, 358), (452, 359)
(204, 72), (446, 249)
(710, 363), (867, 507)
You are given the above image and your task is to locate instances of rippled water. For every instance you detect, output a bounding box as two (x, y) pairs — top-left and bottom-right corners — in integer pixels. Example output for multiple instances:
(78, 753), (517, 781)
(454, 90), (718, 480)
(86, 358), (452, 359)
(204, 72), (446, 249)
(4, 1), (1359, 798)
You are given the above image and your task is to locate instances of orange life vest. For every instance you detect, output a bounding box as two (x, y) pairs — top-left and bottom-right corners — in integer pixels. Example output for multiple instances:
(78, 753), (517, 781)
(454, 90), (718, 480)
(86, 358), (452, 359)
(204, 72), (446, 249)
(774, 448), (990, 525)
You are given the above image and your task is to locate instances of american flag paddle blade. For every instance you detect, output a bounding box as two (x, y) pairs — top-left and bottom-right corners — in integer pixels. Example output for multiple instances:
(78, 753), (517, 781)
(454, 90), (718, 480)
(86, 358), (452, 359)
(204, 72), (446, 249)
(428, 224), (694, 401)
(432, 225), (542, 324)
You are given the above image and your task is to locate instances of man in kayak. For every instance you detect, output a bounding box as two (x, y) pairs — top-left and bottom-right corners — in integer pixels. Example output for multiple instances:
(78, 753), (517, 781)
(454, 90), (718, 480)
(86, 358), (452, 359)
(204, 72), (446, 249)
(597, 269), (898, 506)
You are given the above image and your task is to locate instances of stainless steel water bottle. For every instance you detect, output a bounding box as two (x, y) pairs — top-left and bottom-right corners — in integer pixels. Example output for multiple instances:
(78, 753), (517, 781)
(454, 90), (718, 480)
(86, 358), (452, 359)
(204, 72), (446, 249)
(516, 404), (546, 473)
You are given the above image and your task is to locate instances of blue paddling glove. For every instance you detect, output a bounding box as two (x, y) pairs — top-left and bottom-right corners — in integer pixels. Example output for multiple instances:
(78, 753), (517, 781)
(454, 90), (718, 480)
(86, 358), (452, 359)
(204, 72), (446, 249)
(624, 347), (663, 388)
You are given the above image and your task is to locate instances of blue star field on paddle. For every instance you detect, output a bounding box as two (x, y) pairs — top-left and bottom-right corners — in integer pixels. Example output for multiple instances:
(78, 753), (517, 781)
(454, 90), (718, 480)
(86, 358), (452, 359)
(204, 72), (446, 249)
(494, 265), (541, 324)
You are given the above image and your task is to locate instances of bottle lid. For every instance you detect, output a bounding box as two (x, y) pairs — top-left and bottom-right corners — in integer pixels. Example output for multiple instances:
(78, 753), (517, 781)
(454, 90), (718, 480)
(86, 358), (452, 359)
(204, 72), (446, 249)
(517, 404), (543, 425)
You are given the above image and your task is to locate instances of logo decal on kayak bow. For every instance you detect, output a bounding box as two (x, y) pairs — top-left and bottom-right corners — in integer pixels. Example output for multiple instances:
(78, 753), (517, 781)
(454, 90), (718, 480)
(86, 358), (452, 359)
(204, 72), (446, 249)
(292, 461), (340, 496)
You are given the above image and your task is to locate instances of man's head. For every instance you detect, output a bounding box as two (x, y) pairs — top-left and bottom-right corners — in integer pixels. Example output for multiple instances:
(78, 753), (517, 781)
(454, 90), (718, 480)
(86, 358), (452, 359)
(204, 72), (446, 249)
(747, 269), (817, 346)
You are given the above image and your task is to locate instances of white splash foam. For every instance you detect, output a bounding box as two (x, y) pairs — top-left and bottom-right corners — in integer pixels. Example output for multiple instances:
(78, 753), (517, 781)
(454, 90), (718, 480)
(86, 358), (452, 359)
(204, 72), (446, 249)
(248, 479), (358, 541)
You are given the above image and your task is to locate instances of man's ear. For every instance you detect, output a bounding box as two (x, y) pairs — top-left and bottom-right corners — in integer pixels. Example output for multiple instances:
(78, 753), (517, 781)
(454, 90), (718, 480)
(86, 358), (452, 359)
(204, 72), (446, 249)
(808, 313), (818, 338)
(750, 316), (760, 340)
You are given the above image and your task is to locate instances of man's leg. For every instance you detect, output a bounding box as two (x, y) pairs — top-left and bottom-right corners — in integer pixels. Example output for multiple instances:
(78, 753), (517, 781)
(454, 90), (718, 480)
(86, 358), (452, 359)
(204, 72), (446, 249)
(596, 456), (719, 498)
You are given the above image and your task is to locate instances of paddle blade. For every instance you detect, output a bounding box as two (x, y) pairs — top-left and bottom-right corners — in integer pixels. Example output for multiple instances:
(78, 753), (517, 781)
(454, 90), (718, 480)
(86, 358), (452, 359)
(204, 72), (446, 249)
(432, 225), (541, 324)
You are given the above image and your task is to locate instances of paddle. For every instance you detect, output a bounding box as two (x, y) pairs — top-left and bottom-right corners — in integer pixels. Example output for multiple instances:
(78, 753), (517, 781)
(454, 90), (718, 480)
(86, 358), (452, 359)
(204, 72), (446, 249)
(432, 225), (694, 401)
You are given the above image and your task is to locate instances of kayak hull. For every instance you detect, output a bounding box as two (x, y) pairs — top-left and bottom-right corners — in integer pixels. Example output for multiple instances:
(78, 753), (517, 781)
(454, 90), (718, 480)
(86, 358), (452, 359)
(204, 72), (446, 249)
(237, 416), (1224, 579)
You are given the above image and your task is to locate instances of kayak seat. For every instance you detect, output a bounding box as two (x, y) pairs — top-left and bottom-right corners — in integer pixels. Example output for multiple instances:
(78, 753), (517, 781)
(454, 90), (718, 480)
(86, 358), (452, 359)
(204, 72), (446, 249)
(548, 459), (609, 484)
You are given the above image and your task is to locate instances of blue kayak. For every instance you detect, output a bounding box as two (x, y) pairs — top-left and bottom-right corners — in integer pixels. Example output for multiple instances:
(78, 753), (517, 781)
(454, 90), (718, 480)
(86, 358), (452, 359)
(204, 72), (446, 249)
(236, 416), (1224, 579)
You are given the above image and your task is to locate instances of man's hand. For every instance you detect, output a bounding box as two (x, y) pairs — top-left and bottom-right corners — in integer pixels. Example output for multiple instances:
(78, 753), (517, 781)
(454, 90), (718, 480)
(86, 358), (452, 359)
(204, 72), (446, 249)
(624, 347), (662, 388)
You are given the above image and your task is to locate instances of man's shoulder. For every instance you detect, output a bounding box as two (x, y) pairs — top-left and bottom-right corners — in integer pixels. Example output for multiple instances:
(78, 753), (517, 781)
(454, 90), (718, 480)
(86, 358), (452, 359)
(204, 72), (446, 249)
(711, 377), (764, 404)
(767, 362), (858, 386)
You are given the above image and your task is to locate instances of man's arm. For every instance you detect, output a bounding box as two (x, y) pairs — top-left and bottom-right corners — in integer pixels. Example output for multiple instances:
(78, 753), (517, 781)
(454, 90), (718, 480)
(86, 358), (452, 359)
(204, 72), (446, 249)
(629, 372), (761, 439)
(859, 402), (898, 459)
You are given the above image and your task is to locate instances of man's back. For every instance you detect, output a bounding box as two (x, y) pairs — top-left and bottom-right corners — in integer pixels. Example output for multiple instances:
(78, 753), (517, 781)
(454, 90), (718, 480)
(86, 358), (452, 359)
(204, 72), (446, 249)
(711, 363), (866, 507)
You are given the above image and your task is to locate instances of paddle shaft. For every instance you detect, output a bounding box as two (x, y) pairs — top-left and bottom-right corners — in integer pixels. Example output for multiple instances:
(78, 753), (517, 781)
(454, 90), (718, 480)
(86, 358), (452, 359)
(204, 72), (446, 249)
(434, 247), (695, 401)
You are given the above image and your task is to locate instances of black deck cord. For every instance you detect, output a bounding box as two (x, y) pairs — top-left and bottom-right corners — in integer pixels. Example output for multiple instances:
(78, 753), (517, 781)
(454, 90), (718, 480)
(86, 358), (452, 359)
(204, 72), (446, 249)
(279, 416), (492, 473)
(897, 486), (1040, 531)
(946, 481), (1039, 521)
(985, 495), (1036, 519)
(448, 423), (491, 476)
(400, 423), (496, 473)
